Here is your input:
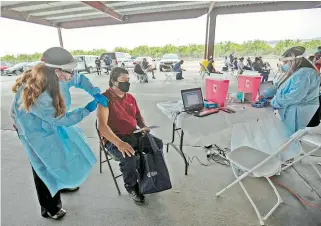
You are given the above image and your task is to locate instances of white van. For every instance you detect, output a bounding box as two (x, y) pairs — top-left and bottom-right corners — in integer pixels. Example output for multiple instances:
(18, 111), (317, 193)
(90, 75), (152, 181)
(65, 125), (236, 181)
(74, 55), (99, 73)
(100, 52), (135, 70)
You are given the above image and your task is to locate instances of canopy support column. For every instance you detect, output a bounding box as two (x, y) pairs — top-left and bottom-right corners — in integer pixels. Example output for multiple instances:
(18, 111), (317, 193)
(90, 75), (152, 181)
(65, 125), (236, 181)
(207, 9), (218, 59)
(204, 13), (210, 59)
(57, 27), (64, 48)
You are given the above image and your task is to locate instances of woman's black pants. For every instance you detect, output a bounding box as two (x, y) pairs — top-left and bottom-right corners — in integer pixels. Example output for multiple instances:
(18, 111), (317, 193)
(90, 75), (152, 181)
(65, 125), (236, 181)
(32, 167), (62, 216)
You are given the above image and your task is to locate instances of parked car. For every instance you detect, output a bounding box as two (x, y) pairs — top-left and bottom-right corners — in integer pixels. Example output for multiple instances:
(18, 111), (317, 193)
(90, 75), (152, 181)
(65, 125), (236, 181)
(23, 61), (42, 71)
(100, 52), (135, 70)
(159, 54), (180, 71)
(0, 62), (13, 76)
(2, 62), (28, 76)
(134, 56), (156, 69)
(1, 62), (12, 71)
(74, 55), (99, 73)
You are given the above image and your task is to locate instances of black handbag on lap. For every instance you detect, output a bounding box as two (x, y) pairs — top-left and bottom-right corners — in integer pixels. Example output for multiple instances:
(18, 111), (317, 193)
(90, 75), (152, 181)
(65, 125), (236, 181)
(138, 133), (172, 194)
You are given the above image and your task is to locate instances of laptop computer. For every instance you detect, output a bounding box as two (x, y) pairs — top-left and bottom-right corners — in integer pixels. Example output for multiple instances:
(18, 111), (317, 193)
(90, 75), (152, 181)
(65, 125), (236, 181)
(181, 87), (219, 117)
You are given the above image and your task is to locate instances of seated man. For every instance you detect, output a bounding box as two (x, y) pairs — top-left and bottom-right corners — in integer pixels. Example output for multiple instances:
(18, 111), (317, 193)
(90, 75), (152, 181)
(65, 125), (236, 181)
(97, 67), (163, 204)
(173, 60), (186, 80)
(252, 57), (269, 83)
(142, 58), (155, 79)
(207, 58), (223, 74)
(233, 57), (238, 70)
(246, 57), (253, 70)
(237, 57), (252, 74)
(134, 63), (148, 83)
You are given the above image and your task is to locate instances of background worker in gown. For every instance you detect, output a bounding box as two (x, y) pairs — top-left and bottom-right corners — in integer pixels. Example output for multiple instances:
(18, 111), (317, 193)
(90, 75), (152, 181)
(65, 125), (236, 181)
(260, 46), (320, 161)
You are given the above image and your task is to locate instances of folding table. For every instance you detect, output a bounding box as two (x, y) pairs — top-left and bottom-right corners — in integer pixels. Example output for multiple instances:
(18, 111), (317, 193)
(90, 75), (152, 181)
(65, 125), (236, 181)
(157, 100), (276, 175)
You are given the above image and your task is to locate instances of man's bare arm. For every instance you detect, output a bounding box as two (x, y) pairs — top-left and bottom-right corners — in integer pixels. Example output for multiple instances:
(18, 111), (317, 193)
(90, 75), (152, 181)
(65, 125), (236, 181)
(97, 104), (122, 147)
(136, 115), (147, 129)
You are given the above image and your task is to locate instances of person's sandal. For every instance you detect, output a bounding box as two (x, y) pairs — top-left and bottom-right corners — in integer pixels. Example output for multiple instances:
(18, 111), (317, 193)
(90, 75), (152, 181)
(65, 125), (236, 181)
(47, 209), (66, 220)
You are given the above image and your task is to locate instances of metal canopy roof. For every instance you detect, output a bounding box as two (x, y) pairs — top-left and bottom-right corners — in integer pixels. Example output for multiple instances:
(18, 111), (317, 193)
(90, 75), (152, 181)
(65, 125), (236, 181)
(1, 1), (320, 29)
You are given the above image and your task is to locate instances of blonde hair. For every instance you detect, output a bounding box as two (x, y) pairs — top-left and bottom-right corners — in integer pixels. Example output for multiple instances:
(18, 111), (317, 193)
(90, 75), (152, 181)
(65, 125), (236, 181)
(12, 64), (66, 117)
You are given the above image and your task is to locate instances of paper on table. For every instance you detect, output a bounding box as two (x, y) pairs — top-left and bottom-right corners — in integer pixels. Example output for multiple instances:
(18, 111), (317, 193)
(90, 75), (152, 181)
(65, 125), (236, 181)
(133, 125), (160, 134)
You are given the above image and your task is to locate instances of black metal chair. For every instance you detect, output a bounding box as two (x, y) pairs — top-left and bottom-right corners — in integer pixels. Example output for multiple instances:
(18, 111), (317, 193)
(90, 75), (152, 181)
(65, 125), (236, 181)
(95, 120), (122, 195)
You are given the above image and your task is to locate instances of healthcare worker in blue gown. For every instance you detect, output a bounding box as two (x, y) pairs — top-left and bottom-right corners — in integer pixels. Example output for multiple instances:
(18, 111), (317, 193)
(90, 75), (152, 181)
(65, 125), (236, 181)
(261, 46), (320, 161)
(42, 47), (108, 192)
(10, 47), (108, 220)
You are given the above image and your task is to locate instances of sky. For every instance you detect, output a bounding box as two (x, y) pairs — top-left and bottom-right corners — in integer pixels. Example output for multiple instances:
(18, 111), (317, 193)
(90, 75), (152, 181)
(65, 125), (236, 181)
(0, 7), (320, 57)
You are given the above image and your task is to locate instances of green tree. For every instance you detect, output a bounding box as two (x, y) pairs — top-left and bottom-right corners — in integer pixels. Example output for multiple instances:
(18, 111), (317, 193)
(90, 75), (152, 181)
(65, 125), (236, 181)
(301, 40), (321, 54)
(0, 54), (16, 63)
(113, 47), (130, 53)
(130, 45), (150, 57)
(274, 39), (297, 55)
(1, 38), (320, 63)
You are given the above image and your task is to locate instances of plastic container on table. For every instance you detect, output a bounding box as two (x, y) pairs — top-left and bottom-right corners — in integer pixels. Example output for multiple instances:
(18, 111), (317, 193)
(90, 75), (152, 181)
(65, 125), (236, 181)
(205, 77), (230, 107)
(237, 74), (261, 101)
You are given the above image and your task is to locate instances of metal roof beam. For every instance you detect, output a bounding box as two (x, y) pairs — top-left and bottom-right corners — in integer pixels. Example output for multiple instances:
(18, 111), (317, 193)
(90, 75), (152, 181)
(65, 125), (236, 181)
(60, 8), (206, 29)
(111, 1), (190, 10)
(22, 4), (86, 15)
(81, 1), (123, 21)
(215, 1), (320, 15)
(1, 1), (56, 10)
(208, 1), (215, 14)
(0, 8), (56, 27)
(41, 9), (98, 19)
(117, 2), (209, 15)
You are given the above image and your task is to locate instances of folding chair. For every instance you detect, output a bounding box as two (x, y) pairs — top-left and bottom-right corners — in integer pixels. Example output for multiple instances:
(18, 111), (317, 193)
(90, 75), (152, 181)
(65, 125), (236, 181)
(282, 130), (321, 179)
(199, 63), (210, 79)
(162, 65), (177, 83)
(216, 128), (309, 226)
(95, 120), (122, 195)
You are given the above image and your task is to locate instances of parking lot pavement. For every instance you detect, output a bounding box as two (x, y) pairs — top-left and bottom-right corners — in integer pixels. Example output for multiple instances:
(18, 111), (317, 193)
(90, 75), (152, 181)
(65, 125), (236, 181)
(1, 67), (321, 226)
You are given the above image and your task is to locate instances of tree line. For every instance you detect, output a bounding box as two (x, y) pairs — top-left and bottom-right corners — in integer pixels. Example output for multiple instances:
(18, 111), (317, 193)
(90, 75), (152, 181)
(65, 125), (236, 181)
(1, 39), (320, 64)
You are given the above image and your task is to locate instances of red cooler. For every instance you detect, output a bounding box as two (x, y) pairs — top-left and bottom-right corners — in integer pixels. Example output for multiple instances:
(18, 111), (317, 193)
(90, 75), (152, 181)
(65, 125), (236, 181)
(237, 75), (261, 101)
(205, 78), (229, 107)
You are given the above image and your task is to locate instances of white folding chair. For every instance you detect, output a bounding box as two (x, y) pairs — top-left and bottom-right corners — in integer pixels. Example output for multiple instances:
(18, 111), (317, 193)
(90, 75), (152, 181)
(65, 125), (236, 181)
(199, 63), (210, 79)
(282, 130), (321, 180)
(163, 65), (177, 83)
(216, 128), (309, 226)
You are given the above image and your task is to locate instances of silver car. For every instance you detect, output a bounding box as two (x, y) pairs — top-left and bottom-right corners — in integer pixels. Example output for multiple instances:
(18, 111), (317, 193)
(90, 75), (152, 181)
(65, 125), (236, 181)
(23, 61), (42, 71)
(3, 62), (28, 76)
(159, 54), (180, 71)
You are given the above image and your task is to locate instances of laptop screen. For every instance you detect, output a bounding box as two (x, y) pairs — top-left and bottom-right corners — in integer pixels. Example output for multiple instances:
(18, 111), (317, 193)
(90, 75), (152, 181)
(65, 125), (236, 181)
(181, 88), (203, 110)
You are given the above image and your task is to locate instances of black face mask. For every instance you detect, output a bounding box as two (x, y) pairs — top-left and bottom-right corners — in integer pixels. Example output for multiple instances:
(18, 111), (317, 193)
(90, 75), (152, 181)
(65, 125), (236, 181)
(117, 81), (130, 93)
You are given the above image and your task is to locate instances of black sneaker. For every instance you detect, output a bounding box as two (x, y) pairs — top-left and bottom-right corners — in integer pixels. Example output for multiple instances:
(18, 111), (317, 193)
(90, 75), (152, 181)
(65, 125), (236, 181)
(42, 208), (66, 220)
(60, 187), (80, 193)
(126, 184), (145, 204)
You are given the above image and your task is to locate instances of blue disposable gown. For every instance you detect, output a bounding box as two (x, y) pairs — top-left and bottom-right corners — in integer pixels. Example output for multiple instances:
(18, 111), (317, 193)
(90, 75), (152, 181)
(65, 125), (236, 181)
(263, 67), (320, 160)
(60, 73), (101, 110)
(263, 67), (320, 134)
(12, 74), (100, 196)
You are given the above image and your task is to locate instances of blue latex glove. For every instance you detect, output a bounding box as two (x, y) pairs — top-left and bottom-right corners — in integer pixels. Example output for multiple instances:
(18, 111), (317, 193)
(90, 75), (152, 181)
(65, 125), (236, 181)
(257, 97), (266, 102)
(93, 93), (109, 107)
(251, 102), (265, 108)
(251, 98), (270, 108)
(85, 100), (98, 112)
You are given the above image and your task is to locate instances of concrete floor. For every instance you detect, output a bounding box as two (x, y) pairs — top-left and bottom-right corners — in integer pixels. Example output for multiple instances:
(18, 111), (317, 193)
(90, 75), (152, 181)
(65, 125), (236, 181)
(1, 67), (321, 226)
